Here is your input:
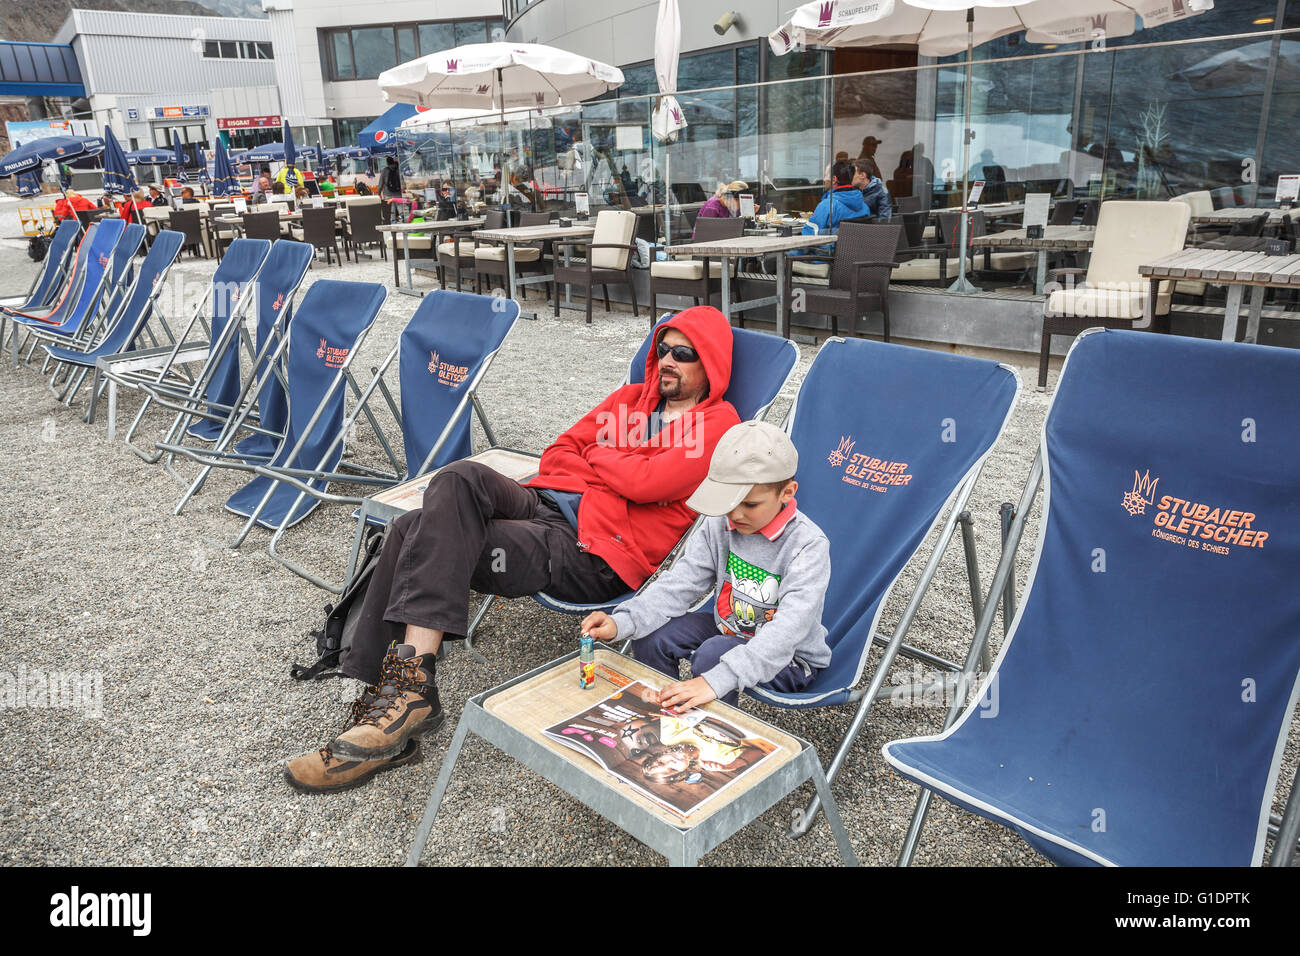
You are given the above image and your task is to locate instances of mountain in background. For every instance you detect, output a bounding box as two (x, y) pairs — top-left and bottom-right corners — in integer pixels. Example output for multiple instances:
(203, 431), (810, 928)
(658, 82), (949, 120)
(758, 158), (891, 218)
(2, 0), (266, 44)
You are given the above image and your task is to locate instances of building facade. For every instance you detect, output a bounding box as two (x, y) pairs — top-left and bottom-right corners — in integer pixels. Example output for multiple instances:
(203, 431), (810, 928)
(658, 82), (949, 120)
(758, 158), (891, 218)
(261, 0), (506, 148)
(53, 8), (277, 158)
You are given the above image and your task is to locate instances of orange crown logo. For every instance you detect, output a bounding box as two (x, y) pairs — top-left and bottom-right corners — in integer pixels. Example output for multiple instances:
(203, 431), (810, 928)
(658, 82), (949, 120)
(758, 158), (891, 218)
(271, 292), (284, 311)
(428, 350), (440, 374)
(828, 435), (855, 469)
(316, 337), (327, 359)
(1122, 469), (1159, 516)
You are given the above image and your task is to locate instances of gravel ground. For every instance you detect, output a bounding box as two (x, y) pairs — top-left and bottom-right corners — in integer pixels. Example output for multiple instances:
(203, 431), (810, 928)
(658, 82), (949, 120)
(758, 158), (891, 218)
(1, 196), (1295, 867)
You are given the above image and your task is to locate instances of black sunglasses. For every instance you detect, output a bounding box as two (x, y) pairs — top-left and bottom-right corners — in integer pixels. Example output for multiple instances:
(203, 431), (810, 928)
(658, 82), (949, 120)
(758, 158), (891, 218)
(656, 342), (700, 363)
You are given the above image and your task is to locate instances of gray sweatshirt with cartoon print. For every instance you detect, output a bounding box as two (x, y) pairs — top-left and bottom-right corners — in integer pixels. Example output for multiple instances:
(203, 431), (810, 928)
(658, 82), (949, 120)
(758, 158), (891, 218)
(609, 504), (831, 700)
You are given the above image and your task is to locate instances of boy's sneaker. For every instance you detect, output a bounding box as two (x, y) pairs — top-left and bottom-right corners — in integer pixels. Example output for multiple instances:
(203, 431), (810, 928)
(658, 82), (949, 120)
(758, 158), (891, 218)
(284, 738), (422, 794)
(329, 642), (443, 761)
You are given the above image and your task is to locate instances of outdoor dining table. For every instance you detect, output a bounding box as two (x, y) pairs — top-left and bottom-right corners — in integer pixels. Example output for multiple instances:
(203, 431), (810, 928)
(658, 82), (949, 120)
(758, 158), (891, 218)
(972, 225), (1097, 294)
(472, 221), (596, 319)
(1191, 207), (1289, 228)
(663, 233), (838, 338)
(377, 218), (485, 297)
(1139, 247), (1300, 343)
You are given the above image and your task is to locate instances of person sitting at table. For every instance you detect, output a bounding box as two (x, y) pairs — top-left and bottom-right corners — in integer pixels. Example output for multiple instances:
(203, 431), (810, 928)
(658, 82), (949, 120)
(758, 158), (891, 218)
(118, 190), (149, 221)
(180, 186), (197, 203)
(697, 181), (745, 224)
(789, 160), (871, 260)
(853, 159), (892, 220)
(147, 186), (168, 207)
(270, 181), (286, 196)
(52, 189), (95, 221)
(294, 185), (310, 203)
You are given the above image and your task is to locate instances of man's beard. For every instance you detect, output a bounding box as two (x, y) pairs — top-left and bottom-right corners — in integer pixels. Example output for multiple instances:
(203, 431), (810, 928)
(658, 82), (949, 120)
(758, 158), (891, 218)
(659, 371), (682, 399)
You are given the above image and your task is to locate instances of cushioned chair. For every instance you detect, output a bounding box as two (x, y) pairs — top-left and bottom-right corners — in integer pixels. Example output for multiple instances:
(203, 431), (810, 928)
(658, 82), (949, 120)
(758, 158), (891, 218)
(345, 199), (386, 261)
(552, 209), (639, 323)
(891, 210), (974, 285)
(785, 222), (902, 340)
(1037, 200), (1191, 389)
(169, 208), (207, 258)
(292, 206), (346, 266)
(648, 216), (744, 320)
(241, 210), (281, 242)
(473, 210), (550, 298)
(1049, 199), (1080, 225)
(438, 210), (498, 292)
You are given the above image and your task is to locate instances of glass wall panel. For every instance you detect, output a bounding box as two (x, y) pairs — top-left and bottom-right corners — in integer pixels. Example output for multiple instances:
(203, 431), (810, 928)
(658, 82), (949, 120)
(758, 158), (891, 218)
(352, 27), (397, 79)
(419, 23), (455, 58)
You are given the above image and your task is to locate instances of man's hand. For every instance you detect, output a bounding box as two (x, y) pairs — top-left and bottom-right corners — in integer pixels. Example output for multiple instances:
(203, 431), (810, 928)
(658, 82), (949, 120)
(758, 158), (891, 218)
(580, 611), (618, 642)
(657, 676), (717, 712)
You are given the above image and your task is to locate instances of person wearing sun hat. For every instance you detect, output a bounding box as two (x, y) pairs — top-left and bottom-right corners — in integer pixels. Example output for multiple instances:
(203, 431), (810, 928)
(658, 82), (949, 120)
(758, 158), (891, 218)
(583, 420), (832, 710)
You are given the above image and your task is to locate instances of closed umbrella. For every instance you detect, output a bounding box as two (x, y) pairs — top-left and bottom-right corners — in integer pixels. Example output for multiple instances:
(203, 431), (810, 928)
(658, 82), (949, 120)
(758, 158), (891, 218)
(171, 129), (189, 185)
(100, 126), (137, 198)
(211, 137), (240, 198)
(378, 42), (624, 211)
(769, 0), (1215, 293)
(654, 0), (688, 246)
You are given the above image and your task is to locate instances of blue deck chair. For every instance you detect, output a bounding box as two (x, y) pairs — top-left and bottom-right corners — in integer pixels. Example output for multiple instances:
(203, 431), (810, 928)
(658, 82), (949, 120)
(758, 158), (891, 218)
(0, 219), (79, 313)
(30, 222), (146, 369)
(264, 288), (521, 590)
(3, 223), (99, 366)
(114, 238), (271, 463)
(217, 280), (388, 544)
(155, 241), (315, 505)
(43, 230), (186, 411)
(459, 318), (800, 657)
(9, 220), (127, 363)
(884, 329), (1300, 868)
(751, 336), (1021, 838)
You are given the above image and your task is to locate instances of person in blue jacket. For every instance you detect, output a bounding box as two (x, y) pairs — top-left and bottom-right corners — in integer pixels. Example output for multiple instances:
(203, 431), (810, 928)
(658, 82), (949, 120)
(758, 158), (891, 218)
(796, 160), (871, 256)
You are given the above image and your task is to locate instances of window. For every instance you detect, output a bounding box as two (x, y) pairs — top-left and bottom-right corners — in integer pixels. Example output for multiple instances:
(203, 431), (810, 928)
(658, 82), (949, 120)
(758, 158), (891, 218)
(419, 23), (454, 57)
(204, 40), (219, 58)
(331, 31), (354, 79)
(455, 21), (486, 45)
(202, 39), (273, 60)
(352, 27), (397, 78)
(219, 41), (236, 58)
(324, 20), (501, 80)
(398, 27), (417, 64)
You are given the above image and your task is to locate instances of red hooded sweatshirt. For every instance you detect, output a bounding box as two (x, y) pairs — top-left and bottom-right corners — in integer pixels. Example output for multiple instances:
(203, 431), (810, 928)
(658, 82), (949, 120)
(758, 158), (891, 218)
(524, 306), (741, 590)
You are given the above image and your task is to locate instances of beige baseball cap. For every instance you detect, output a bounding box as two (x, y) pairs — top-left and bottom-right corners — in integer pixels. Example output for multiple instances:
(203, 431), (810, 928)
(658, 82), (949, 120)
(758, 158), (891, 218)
(686, 420), (798, 516)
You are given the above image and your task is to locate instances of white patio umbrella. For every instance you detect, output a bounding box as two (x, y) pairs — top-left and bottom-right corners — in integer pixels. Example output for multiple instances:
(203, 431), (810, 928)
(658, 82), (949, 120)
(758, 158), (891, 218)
(378, 43), (624, 210)
(768, 0), (1215, 292)
(654, 0), (689, 245)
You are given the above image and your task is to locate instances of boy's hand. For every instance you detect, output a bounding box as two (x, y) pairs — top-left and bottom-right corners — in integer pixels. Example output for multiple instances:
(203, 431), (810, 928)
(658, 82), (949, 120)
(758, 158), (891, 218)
(657, 676), (717, 712)
(580, 611), (618, 642)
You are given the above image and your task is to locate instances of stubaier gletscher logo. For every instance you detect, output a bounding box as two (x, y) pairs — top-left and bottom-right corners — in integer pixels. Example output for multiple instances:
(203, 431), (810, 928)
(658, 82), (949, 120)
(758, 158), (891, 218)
(828, 434), (912, 494)
(318, 338), (348, 368)
(429, 350), (468, 387)
(1123, 468), (1269, 555)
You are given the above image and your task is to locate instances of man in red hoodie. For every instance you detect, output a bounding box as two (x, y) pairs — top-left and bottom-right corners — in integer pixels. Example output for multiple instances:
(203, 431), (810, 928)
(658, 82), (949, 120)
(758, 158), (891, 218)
(286, 306), (740, 792)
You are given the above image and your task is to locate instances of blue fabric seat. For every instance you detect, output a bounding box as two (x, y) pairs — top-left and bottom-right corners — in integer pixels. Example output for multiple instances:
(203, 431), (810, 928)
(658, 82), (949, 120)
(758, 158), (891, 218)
(884, 329), (1300, 867)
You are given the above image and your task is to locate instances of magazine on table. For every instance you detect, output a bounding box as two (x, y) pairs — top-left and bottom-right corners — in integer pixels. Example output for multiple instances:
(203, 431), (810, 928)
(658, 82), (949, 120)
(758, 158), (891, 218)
(543, 679), (779, 817)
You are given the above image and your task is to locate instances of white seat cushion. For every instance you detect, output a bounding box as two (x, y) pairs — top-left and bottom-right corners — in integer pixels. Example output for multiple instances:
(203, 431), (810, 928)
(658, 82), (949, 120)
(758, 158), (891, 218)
(651, 260), (725, 280)
(437, 239), (475, 257)
(1175, 279), (1208, 297)
(473, 245), (541, 262)
(791, 260), (830, 278)
(1046, 285), (1172, 319)
(591, 210), (636, 270)
(891, 256), (963, 281)
(922, 225), (937, 241)
(385, 234), (433, 251)
(987, 250), (1036, 271)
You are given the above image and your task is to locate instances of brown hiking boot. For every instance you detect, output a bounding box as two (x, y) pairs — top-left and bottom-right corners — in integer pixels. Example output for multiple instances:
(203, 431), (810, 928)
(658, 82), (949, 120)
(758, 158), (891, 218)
(284, 738), (422, 794)
(329, 643), (443, 761)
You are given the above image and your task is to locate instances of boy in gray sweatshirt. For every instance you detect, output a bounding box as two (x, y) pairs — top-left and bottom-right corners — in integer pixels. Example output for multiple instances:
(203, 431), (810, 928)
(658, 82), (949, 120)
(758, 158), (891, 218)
(582, 420), (831, 709)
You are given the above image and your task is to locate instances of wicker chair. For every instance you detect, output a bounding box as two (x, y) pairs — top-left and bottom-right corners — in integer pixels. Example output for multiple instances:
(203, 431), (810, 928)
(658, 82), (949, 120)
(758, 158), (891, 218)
(168, 208), (207, 258)
(552, 210), (639, 323)
(292, 206), (345, 265)
(785, 222), (902, 340)
(648, 216), (744, 321)
(473, 210), (551, 298)
(241, 210), (281, 242)
(345, 200), (386, 261)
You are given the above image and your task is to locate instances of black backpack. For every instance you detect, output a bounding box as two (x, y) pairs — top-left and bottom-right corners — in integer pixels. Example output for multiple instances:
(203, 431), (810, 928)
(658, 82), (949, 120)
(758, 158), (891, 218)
(27, 232), (50, 262)
(290, 524), (388, 681)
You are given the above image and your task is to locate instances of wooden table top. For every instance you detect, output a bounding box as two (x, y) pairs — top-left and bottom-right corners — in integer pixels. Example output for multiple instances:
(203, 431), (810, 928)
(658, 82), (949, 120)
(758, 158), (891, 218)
(1191, 207), (1289, 225)
(473, 223), (595, 242)
(666, 234), (837, 256)
(1140, 247), (1300, 285)
(377, 218), (485, 234)
(972, 225), (1097, 249)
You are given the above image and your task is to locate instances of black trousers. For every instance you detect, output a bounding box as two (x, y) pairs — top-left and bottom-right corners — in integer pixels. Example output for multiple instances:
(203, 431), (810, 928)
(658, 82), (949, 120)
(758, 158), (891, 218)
(342, 460), (626, 683)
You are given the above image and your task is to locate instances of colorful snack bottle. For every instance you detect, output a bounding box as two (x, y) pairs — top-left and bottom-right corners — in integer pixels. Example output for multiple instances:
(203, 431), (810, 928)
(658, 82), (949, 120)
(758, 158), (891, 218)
(579, 634), (596, 689)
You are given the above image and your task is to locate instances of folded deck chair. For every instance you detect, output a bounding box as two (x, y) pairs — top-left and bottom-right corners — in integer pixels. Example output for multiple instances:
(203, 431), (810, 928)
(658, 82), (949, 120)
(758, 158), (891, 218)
(462, 317), (801, 654)
(43, 230), (186, 411)
(157, 241), (316, 502)
(0, 219), (79, 312)
(7, 220), (126, 365)
(264, 288), (521, 590)
(884, 329), (1300, 867)
(754, 336), (1021, 837)
(111, 238), (271, 462)
(173, 281), (389, 546)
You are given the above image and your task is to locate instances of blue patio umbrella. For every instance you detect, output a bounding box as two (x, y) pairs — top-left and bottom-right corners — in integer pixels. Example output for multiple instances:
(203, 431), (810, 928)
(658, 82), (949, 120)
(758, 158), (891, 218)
(100, 127), (137, 197)
(283, 120), (296, 172)
(126, 147), (174, 166)
(16, 170), (42, 196)
(172, 129), (189, 183)
(0, 135), (104, 177)
(211, 137), (240, 197)
(196, 146), (211, 184)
